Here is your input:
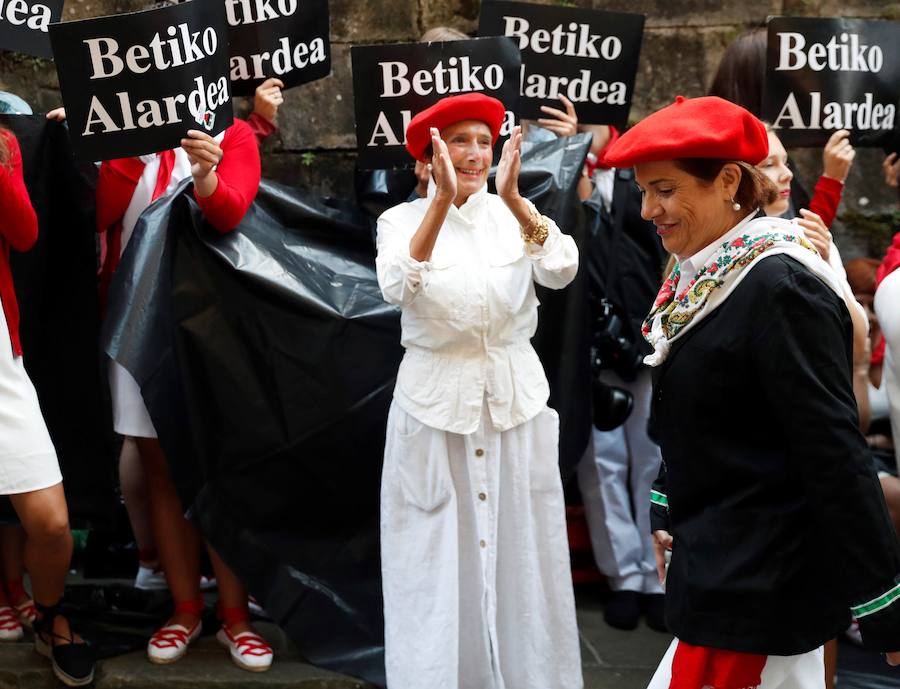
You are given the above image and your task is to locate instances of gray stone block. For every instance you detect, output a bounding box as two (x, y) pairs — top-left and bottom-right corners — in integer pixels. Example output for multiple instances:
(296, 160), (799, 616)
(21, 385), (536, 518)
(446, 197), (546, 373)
(262, 151), (360, 201)
(629, 26), (737, 120)
(781, 0), (900, 19)
(591, 0), (777, 28)
(330, 0), (418, 43)
(420, 0), (481, 38)
(274, 45), (356, 152)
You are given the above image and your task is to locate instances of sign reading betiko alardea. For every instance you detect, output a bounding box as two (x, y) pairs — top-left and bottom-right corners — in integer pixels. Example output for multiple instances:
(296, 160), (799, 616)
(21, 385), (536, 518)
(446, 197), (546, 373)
(351, 36), (521, 170)
(0, 0), (63, 59)
(227, 0), (331, 97)
(763, 16), (900, 147)
(478, 0), (644, 126)
(49, 0), (233, 161)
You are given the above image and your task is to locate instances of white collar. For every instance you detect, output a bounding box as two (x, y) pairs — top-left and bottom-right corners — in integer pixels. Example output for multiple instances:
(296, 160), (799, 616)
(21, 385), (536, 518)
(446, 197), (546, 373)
(679, 210), (759, 279)
(426, 176), (489, 221)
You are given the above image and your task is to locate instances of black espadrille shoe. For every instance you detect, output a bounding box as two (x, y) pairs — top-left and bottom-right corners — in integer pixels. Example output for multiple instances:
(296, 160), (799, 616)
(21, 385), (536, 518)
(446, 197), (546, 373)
(33, 602), (94, 687)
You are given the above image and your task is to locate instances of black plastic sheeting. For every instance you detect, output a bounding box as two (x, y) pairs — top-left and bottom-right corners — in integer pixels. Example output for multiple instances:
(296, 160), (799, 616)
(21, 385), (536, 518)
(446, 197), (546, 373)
(0, 115), (115, 527)
(102, 133), (592, 686)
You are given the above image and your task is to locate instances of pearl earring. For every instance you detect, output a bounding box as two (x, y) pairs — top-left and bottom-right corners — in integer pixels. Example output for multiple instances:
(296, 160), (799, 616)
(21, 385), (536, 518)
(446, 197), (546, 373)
(731, 197), (741, 211)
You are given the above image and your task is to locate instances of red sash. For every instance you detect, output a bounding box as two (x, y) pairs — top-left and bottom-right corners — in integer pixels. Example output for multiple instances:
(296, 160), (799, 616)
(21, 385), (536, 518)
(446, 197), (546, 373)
(670, 641), (767, 689)
(96, 151), (176, 308)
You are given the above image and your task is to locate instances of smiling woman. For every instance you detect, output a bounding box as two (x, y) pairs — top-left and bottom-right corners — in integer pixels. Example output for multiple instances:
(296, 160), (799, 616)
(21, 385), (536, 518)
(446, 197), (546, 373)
(603, 95), (900, 689)
(375, 92), (582, 689)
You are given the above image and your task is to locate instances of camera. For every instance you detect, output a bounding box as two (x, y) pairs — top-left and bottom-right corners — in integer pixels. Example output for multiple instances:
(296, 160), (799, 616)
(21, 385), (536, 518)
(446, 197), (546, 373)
(591, 297), (645, 379)
(590, 297), (641, 431)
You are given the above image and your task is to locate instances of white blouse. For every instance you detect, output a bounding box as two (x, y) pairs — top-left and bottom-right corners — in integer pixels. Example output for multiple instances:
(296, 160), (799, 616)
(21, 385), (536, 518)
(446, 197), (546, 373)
(376, 182), (579, 434)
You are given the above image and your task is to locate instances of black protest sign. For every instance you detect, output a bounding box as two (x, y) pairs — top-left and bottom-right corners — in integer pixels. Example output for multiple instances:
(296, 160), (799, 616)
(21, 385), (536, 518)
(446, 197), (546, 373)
(0, 0), (63, 59)
(763, 17), (900, 148)
(49, 0), (233, 161)
(227, 0), (331, 97)
(351, 36), (521, 170)
(478, 0), (643, 126)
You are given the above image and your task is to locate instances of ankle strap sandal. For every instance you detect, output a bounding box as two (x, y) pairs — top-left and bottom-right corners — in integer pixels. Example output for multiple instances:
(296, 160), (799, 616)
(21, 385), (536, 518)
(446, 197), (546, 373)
(147, 598), (204, 665)
(4, 579), (35, 630)
(33, 601), (94, 687)
(215, 604), (273, 672)
(0, 605), (24, 641)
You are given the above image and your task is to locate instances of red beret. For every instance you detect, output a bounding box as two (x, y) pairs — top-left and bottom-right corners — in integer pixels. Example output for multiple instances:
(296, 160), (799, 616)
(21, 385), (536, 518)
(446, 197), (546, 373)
(602, 96), (769, 168)
(405, 93), (506, 162)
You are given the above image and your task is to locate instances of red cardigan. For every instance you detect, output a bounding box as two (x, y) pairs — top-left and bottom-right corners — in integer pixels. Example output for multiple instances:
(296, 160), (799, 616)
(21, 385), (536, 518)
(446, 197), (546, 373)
(807, 175), (843, 230)
(96, 119), (261, 287)
(0, 129), (38, 357)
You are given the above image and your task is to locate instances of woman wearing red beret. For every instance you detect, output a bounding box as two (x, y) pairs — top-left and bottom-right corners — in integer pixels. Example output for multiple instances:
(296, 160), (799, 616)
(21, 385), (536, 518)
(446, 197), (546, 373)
(0, 126), (94, 686)
(600, 96), (900, 688)
(375, 93), (583, 689)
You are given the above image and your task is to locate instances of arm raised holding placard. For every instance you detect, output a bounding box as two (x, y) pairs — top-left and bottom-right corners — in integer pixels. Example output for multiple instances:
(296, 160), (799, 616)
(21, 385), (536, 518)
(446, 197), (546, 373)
(183, 121), (260, 232)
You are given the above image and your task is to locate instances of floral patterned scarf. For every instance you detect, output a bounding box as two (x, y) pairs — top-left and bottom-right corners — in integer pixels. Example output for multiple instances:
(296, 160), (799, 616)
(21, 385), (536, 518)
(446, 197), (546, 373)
(642, 217), (841, 367)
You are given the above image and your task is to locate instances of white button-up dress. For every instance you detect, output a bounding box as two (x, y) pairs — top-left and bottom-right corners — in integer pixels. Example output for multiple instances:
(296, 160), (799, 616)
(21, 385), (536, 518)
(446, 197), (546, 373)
(376, 181), (584, 689)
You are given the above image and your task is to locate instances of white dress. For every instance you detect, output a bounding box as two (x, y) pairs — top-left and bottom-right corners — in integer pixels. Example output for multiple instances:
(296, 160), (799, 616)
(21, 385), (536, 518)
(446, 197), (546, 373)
(0, 297), (61, 494)
(108, 150), (192, 438)
(376, 181), (583, 689)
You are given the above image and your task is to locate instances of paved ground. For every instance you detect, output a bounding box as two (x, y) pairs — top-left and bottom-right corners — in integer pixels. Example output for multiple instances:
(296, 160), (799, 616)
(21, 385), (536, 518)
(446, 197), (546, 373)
(0, 584), (896, 688)
(0, 584), (668, 689)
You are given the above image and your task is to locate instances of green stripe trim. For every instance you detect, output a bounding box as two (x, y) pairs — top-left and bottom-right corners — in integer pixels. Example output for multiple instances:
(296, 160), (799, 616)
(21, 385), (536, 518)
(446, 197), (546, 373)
(650, 490), (669, 509)
(851, 581), (900, 619)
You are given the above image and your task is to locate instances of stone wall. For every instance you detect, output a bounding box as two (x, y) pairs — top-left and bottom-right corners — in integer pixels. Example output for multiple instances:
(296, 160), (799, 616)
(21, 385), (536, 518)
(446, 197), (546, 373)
(2, 0), (899, 256)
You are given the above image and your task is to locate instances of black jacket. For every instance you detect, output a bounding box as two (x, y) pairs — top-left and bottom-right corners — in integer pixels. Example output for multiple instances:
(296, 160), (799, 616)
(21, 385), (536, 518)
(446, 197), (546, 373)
(649, 254), (900, 655)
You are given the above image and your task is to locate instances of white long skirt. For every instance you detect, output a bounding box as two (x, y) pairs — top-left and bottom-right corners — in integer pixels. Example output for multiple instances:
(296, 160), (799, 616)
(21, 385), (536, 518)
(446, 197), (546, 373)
(381, 400), (583, 689)
(0, 298), (62, 495)
(647, 639), (825, 689)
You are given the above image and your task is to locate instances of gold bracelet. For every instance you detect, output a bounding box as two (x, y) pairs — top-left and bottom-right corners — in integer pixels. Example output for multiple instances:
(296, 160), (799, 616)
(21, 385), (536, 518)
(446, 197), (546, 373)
(520, 211), (550, 245)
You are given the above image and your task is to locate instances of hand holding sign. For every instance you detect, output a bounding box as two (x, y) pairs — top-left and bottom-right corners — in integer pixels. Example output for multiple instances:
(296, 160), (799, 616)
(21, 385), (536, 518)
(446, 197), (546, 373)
(181, 129), (223, 196)
(537, 95), (578, 137)
(253, 77), (284, 124)
(822, 129), (855, 182)
(478, 1), (644, 127)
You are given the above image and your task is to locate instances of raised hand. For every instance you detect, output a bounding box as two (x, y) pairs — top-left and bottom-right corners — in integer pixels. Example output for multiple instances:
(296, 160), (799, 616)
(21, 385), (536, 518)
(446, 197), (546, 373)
(181, 129), (223, 198)
(495, 125), (523, 203)
(537, 94), (578, 138)
(822, 129), (855, 183)
(253, 77), (285, 124)
(429, 127), (457, 204)
(45, 107), (66, 122)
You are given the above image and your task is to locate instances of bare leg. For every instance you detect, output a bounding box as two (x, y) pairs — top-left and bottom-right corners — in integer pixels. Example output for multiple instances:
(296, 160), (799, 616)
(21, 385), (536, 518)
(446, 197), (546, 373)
(208, 546), (251, 635)
(135, 437), (201, 628)
(824, 638), (837, 689)
(8, 483), (77, 643)
(0, 525), (28, 603)
(118, 437), (157, 564)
